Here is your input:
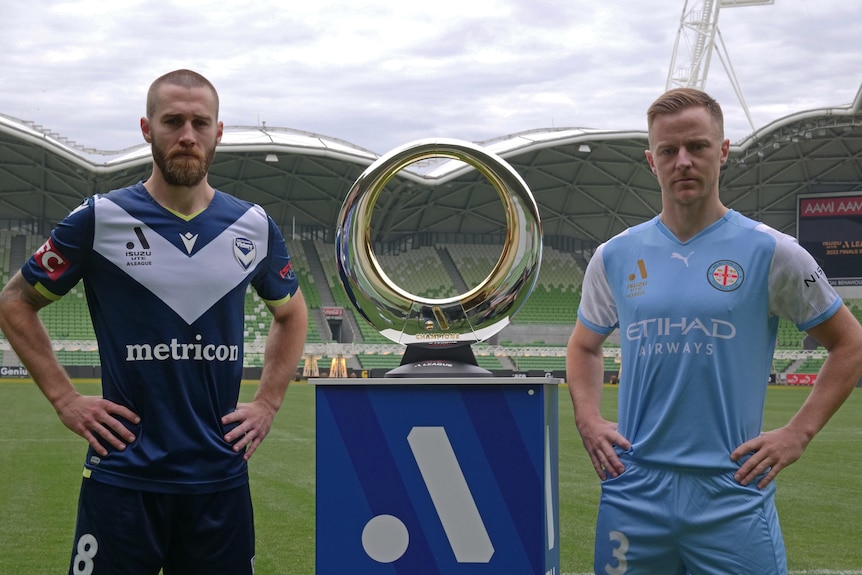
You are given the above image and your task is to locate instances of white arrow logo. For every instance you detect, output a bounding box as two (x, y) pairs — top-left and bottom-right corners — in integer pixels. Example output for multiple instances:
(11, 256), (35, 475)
(407, 426), (494, 563)
(361, 426), (495, 565)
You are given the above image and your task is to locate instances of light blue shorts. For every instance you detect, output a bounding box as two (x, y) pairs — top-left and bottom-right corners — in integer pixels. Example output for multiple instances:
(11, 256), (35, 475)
(594, 457), (787, 575)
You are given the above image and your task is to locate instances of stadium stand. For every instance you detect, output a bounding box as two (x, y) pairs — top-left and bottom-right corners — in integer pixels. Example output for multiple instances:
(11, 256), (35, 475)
(0, 231), (852, 381)
(776, 318), (805, 349)
(512, 355), (566, 372)
(375, 246), (458, 300)
(771, 358), (794, 374)
(1, 85), (861, 376)
(312, 239), (389, 345)
(795, 357), (826, 374)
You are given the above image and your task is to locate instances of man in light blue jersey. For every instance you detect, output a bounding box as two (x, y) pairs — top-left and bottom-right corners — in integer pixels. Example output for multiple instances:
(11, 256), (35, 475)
(566, 88), (862, 574)
(0, 69), (308, 574)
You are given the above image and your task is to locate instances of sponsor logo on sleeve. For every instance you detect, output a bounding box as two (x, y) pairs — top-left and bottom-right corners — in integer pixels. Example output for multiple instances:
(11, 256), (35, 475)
(33, 238), (70, 281)
(279, 260), (295, 281)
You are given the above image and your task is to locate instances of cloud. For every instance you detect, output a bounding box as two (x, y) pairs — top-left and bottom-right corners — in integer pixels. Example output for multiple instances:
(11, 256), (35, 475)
(1, 0), (859, 153)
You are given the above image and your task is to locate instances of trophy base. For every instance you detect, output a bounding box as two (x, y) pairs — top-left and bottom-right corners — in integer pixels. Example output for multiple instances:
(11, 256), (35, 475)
(384, 343), (493, 378)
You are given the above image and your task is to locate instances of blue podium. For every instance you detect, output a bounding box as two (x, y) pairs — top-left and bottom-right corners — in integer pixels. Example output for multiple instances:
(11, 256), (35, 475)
(314, 377), (561, 575)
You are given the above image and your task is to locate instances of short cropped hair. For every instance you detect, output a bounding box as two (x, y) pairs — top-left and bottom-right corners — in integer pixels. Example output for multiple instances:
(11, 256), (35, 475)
(647, 88), (724, 139)
(146, 69), (219, 120)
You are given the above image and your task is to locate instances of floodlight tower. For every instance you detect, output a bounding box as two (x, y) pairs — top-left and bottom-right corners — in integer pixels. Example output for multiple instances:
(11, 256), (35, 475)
(666, 0), (774, 132)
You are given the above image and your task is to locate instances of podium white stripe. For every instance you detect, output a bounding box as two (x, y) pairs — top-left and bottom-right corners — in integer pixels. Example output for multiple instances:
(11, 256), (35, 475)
(545, 425), (555, 550)
(407, 426), (495, 563)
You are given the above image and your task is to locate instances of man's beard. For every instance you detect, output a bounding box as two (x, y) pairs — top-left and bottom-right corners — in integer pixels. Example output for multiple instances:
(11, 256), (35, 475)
(152, 141), (215, 187)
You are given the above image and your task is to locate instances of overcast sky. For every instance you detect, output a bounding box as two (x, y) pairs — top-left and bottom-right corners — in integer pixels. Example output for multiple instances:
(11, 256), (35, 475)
(1, 0), (859, 155)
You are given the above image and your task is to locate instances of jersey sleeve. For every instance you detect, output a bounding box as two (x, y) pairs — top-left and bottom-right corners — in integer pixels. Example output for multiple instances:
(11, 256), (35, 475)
(576, 242), (618, 335)
(21, 199), (94, 300)
(765, 225), (842, 331)
(251, 213), (299, 306)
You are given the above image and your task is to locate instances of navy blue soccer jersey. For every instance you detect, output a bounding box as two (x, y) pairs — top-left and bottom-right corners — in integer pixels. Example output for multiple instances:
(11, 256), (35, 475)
(22, 183), (300, 493)
(577, 210), (841, 470)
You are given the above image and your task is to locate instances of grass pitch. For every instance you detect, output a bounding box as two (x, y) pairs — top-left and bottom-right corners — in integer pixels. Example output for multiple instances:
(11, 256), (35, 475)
(0, 381), (859, 574)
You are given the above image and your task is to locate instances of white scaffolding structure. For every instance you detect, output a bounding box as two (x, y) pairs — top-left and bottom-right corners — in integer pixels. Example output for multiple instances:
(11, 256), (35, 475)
(666, 0), (774, 132)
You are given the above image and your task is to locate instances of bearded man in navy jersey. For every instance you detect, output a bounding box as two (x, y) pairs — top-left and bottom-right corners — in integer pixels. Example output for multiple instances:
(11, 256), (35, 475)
(0, 69), (308, 574)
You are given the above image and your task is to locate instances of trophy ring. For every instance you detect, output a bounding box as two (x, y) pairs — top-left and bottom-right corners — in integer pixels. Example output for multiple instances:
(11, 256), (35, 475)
(335, 138), (542, 373)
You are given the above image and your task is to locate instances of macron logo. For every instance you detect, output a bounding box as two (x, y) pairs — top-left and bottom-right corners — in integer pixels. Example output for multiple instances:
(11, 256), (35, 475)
(180, 232), (198, 254)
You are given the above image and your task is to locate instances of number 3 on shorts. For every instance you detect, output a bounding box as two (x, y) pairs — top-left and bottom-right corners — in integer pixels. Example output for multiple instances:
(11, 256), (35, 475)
(604, 530), (629, 575)
(73, 534), (99, 575)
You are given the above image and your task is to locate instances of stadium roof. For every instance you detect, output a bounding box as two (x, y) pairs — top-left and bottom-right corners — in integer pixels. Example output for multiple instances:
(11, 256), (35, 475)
(1, 82), (860, 247)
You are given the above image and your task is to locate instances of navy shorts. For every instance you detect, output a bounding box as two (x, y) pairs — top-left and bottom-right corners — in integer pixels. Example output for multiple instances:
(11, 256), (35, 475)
(594, 457), (787, 575)
(68, 477), (255, 575)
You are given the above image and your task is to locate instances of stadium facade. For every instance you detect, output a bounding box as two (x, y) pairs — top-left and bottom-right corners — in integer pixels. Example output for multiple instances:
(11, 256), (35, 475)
(0, 82), (860, 377)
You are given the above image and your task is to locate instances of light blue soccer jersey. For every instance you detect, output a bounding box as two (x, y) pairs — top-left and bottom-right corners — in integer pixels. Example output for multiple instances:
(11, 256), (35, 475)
(577, 210), (841, 470)
(22, 183), (300, 493)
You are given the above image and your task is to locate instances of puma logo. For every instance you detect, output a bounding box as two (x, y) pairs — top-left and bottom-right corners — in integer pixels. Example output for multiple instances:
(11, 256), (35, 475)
(671, 251), (694, 267)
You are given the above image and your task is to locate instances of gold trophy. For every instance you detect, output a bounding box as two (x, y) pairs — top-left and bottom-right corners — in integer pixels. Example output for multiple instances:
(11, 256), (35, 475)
(336, 139), (541, 377)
